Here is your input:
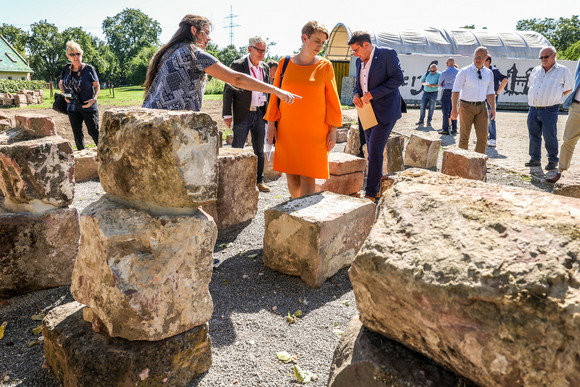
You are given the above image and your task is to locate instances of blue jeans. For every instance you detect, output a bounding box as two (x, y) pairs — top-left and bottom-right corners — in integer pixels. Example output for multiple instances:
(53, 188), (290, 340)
(364, 121), (396, 197)
(487, 97), (497, 140)
(527, 105), (560, 164)
(232, 110), (265, 183)
(419, 91), (438, 123)
(441, 89), (456, 131)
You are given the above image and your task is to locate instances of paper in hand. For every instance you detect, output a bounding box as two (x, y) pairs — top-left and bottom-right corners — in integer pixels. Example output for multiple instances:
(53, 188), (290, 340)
(356, 102), (378, 130)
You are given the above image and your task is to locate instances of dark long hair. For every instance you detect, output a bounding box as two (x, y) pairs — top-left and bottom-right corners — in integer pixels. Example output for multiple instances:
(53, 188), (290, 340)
(144, 15), (211, 93)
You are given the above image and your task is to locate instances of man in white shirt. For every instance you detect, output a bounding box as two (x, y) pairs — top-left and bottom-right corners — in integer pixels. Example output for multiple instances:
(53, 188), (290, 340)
(451, 46), (496, 154)
(526, 46), (573, 172)
(223, 36), (271, 192)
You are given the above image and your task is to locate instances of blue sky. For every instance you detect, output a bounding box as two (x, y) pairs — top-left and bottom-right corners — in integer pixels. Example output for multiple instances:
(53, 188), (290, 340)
(1, 0), (578, 57)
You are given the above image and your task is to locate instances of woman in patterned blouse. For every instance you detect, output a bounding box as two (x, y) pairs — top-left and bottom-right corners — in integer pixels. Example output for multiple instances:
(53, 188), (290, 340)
(143, 14), (297, 111)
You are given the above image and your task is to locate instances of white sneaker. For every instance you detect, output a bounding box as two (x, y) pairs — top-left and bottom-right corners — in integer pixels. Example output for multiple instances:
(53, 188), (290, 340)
(488, 139), (496, 147)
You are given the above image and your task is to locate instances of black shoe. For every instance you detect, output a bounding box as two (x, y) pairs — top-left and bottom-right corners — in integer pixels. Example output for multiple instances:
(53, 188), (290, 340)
(545, 173), (561, 183)
(438, 130), (450, 135)
(451, 130), (457, 135)
(525, 160), (541, 167)
(545, 162), (558, 170)
(427, 122), (432, 126)
(416, 121), (424, 125)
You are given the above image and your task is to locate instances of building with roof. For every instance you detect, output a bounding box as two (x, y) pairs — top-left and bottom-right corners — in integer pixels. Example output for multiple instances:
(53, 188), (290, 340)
(327, 24), (576, 108)
(0, 35), (32, 80)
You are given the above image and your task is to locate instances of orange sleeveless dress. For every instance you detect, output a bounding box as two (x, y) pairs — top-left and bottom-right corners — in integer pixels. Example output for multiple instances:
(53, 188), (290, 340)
(264, 58), (342, 179)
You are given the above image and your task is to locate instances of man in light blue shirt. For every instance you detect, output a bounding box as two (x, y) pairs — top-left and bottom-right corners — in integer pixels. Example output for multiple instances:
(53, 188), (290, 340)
(438, 57), (459, 135)
(416, 64), (440, 127)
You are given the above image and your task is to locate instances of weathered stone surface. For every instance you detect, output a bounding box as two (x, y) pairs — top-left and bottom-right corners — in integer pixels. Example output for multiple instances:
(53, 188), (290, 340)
(0, 110), (11, 131)
(15, 114), (56, 137)
(226, 134), (233, 145)
(74, 148), (99, 182)
(0, 205), (80, 297)
(378, 173), (400, 197)
(403, 134), (441, 170)
(14, 94), (27, 107)
(71, 196), (217, 341)
(349, 169), (580, 387)
(0, 136), (75, 208)
(554, 172), (580, 199)
(218, 130), (223, 148)
(328, 153), (366, 176)
(264, 192), (375, 288)
(344, 126), (361, 156)
(263, 148), (282, 179)
(2, 98), (13, 106)
(336, 128), (348, 143)
(328, 315), (475, 387)
(43, 302), (211, 387)
(442, 148), (488, 181)
(315, 172), (364, 196)
(203, 148), (258, 229)
(98, 108), (219, 208)
(383, 134), (405, 174)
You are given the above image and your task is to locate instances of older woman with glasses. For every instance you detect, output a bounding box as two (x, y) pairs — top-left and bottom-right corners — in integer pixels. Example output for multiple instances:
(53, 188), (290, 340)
(58, 40), (100, 150)
(143, 14), (297, 111)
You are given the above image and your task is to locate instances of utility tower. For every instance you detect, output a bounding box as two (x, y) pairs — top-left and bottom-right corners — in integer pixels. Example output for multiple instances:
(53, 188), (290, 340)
(224, 5), (240, 46)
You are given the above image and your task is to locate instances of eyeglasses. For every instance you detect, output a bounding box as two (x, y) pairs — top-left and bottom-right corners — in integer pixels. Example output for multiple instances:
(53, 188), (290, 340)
(539, 54), (553, 60)
(250, 46), (267, 54)
(69, 53), (82, 57)
(477, 69), (482, 79)
(430, 70), (436, 73)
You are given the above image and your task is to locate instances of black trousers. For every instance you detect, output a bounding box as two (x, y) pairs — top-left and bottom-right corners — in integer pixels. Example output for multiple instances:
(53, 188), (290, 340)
(68, 108), (99, 150)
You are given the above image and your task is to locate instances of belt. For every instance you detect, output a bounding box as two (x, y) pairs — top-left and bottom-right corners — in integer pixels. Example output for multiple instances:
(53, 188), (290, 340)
(249, 106), (263, 111)
(460, 100), (485, 105)
(531, 104), (558, 110)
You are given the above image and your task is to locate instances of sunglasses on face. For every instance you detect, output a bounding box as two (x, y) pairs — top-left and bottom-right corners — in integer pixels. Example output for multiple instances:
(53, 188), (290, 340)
(250, 46), (266, 54)
(539, 55), (552, 60)
(69, 53), (82, 57)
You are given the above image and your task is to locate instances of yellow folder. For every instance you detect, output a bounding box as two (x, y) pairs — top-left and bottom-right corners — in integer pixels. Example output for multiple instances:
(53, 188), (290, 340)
(356, 102), (378, 130)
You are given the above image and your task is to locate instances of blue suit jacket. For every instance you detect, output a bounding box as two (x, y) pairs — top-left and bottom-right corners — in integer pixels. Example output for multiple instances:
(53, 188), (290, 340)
(563, 59), (580, 109)
(353, 46), (405, 125)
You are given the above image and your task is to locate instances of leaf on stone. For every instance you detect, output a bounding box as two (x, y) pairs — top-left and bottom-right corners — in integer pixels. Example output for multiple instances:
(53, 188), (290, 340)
(32, 325), (43, 335)
(31, 313), (45, 321)
(247, 253), (258, 259)
(286, 312), (297, 324)
(293, 364), (317, 384)
(333, 321), (339, 327)
(0, 321), (6, 340)
(28, 340), (41, 347)
(221, 280), (229, 285)
(294, 310), (303, 317)
(332, 328), (344, 337)
(343, 300), (350, 306)
(276, 351), (292, 362)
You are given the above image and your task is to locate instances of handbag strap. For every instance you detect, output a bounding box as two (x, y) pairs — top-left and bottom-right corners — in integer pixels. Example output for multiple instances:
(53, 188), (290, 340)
(277, 55), (291, 108)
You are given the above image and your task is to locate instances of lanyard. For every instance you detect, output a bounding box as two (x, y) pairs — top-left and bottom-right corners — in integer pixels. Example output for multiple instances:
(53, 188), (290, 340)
(250, 66), (262, 81)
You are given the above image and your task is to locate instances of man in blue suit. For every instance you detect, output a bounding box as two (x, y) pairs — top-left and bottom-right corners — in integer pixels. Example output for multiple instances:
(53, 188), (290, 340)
(349, 31), (404, 201)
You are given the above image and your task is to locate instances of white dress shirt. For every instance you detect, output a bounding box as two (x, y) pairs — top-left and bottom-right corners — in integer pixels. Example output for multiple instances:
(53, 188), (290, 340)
(359, 46), (376, 95)
(248, 56), (266, 108)
(527, 63), (574, 107)
(452, 64), (494, 102)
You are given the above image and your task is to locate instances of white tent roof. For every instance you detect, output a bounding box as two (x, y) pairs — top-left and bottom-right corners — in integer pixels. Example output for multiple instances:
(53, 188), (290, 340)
(327, 24), (551, 61)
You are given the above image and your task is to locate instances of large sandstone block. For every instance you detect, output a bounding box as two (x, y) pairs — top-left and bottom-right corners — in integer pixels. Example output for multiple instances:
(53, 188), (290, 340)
(349, 169), (580, 387)
(0, 136), (75, 208)
(14, 94), (27, 107)
(98, 108), (219, 208)
(328, 315), (475, 387)
(71, 197), (217, 341)
(383, 134), (405, 174)
(554, 173), (580, 199)
(203, 148), (258, 229)
(0, 205), (80, 297)
(328, 153), (366, 176)
(442, 148), (488, 181)
(336, 128), (348, 143)
(74, 148), (99, 182)
(264, 192), (375, 288)
(315, 172), (364, 196)
(0, 110), (11, 131)
(15, 114), (56, 137)
(43, 302), (211, 387)
(344, 126), (361, 156)
(403, 134), (441, 170)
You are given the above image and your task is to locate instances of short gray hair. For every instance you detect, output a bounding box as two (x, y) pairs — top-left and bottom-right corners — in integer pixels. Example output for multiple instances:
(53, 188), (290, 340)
(474, 46), (488, 56)
(249, 36), (266, 46)
(540, 46), (557, 55)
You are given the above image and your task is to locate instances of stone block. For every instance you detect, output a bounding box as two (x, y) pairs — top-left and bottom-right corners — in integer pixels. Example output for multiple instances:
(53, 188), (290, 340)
(218, 130), (223, 148)
(71, 196), (217, 341)
(14, 94), (27, 107)
(0, 111), (11, 131)
(340, 76), (355, 105)
(98, 108), (219, 208)
(328, 315), (475, 387)
(43, 302), (211, 386)
(442, 148), (488, 181)
(263, 148), (282, 179)
(349, 169), (580, 387)
(383, 134), (405, 174)
(2, 98), (13, 106)
(0, 136), (75, 208)
(336, 128), (348, 143)
(203, 148), (258, 229)
(340, 121), (352, 130)
(344, 126), (361, 156)
(403, 134), (441, 170)
(315, 172), (364, 196)
(264, 192), (375, 288)
(225, 134), (233, 145)
(328, 153), (366, 176)
(554, 173), (580, 199)
(15, 113), (57, 137)
(378, 173), (400, 197)
(0, 205), (80, 297)
(74, 148), (99, 182)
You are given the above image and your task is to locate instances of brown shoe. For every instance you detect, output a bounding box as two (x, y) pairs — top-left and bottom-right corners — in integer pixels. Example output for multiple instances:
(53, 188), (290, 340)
(364, 195), (376, 203)
(257, 182), (271, 192)
(545, 173), (561, 183)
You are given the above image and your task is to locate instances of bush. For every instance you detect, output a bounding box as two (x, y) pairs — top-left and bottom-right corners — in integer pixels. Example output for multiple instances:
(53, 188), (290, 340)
(0, 79), (46, 93)
(204, 77), (225, 94)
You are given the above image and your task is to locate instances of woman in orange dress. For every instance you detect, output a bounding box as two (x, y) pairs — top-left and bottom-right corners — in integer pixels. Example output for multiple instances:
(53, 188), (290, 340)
(265, 21), (342, 198)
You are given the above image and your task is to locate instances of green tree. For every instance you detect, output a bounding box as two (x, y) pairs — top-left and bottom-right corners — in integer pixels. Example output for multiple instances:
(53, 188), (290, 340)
(460, 24), (476, 29)
(0, 24), (28, 58)
(27, 20), (64, 82)
(564, 40), (580, 60)
(216, 44), (244, 67)
(128, 44), (158, 86)
(102, 8), (161, 83)
(516, 16), (580, 54)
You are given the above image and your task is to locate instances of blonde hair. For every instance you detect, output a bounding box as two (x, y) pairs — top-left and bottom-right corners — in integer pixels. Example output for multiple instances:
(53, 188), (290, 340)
(301, 21), (329, 40)
(66, 40), (83, 55)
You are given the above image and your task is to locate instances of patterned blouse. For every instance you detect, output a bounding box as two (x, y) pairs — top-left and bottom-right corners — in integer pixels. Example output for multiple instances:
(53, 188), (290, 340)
(143, 43), (218, 111)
